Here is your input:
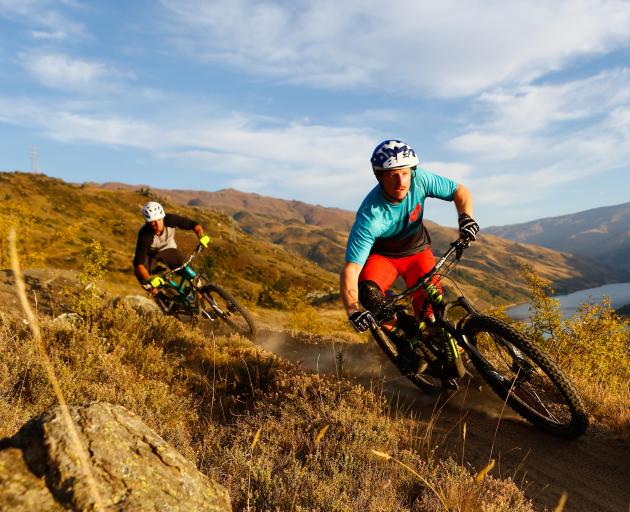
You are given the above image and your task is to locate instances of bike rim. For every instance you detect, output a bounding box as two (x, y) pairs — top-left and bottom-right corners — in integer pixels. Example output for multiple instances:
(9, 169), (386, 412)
(198, 292), (253, 337)
(474, 331), (575, 426)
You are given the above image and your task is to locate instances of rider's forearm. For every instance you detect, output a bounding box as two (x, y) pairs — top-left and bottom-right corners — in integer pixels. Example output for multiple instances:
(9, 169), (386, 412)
(135, 264), (151, 282)
(340, 262), (363, 316)
(193, 224), (204, 237)
(453, 184), (474, 217)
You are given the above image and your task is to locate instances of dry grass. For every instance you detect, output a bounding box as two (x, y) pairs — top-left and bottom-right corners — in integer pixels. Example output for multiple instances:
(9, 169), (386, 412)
(0, 300), (534, 511)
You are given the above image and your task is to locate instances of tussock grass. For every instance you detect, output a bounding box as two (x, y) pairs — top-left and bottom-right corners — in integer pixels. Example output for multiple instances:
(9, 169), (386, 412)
(0, 301), (534, 511)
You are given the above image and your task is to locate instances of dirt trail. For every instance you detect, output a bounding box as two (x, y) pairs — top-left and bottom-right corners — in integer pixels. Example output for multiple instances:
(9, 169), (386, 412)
(257, 329), (630, 512)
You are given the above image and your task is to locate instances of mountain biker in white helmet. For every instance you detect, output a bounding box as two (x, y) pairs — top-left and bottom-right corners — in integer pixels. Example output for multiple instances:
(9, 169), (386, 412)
(340, 140), (479, 374)
(133, 201), (211, 295)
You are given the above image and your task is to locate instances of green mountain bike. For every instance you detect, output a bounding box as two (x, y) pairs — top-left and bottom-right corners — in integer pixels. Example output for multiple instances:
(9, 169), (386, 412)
(153, 244), (256, 339)
(367, 237), (588, 439)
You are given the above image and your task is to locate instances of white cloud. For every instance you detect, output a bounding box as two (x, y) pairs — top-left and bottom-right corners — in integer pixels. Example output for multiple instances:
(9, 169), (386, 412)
(20, 52), (134, 93)
(0, 95), (378, 205)
(22, 53), (107, 91)
(0, 0), (86, 40)
(422, 161), (472, 183)
(160, 0), (630, 97)
(445, 69), (630, 206)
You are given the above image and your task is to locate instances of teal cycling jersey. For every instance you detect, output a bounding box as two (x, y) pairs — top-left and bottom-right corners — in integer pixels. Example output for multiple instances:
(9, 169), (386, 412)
(345, 168), (458, 265)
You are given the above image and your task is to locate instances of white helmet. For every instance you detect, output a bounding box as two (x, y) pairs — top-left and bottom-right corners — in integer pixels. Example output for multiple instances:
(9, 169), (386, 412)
(371, 139), (419, 171)
(142, 201), (165, 222)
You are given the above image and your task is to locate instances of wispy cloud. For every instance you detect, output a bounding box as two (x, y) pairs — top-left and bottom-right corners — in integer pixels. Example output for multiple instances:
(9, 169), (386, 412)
(20, 52), (117, 92)
(0, 95), (378, 205)
(160, 0), (630, 97)
(0, 0), (86, 40)
(448, 69), (630, 205)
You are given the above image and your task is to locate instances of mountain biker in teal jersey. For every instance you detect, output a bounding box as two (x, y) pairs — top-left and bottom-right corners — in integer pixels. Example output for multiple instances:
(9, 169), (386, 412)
(340, 140), (479, 373)
(133, 201), (210, 296)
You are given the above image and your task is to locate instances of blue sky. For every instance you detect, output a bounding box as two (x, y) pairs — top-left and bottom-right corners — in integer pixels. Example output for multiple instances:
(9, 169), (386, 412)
(1, 0), (629, 228)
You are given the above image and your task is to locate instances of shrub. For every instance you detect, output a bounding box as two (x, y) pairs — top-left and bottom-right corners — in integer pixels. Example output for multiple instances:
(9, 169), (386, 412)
(518, 265), (629, 435)
(71, 239), (110, 320)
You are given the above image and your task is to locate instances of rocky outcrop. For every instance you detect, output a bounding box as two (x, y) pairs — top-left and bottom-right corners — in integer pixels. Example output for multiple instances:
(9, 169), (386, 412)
(0, 402), (231, 511)
(111, 294), (161, 315)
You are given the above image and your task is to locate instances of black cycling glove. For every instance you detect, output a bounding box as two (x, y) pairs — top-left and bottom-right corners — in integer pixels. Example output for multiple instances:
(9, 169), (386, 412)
(458, 213), (480, 241)
(348, 310), (375, 332)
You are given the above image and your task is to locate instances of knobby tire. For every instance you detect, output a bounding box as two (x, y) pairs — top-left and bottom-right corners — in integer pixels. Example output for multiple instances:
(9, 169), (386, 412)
(199, 284), (257, 339)
(463, 315), (588, 439)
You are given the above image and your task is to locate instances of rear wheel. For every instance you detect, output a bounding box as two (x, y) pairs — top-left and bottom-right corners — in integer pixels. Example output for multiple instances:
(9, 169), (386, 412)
(197, 284), (256, 339)
(463, 315), (588, 439)
(369, 325), (444, 393)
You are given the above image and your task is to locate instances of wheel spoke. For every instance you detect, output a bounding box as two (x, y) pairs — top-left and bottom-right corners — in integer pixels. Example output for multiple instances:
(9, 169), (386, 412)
(197, 285), (256, 339)
(471, 323), (576, 427)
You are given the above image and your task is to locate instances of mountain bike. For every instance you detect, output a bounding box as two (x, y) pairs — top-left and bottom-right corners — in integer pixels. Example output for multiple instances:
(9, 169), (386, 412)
(367, 237), (588, 439)
(152, 245), (256, 339)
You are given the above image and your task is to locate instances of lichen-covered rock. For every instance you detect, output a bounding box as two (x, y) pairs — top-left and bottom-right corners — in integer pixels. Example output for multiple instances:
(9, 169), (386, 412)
(52, 313), (84, 327)
(111, 295), (161, 315)
(0, 402), (231, 511)
(0, 447), (65, 511)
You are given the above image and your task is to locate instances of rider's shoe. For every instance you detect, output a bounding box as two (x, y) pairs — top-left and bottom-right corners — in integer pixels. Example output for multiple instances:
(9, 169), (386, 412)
(395, 342), (429, 375)
(387, 313), (432, 374)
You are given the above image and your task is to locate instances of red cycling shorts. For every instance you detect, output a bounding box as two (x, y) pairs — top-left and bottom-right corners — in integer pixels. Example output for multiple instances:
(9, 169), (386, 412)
(358, 248), (442, 318)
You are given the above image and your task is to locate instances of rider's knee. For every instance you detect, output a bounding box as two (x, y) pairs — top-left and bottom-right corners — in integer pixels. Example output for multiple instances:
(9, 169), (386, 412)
(358, 280), (384, 311)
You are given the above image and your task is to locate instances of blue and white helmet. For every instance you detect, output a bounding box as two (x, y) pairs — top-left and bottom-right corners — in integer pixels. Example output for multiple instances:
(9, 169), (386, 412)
(370, 140), (419, 171)
(142, 201), (165, 222)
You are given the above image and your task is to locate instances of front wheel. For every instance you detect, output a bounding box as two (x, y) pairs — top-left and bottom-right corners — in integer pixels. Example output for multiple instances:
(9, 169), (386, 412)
(197, 284), (257, 339)
(369, 325), (444, 393)
(463, 315), (588, 439)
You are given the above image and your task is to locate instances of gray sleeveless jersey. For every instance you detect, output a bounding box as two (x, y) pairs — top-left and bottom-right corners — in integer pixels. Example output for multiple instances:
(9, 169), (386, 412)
(133, 213), (199, 268)
(149, 225), (178, 253)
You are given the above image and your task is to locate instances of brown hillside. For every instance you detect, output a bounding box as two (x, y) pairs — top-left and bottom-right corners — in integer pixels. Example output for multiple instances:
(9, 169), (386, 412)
(96, 183), (624, 308)
(485, 202), (630, 274)
(1, 172), (337, 303)
(98, 183), (356, 231)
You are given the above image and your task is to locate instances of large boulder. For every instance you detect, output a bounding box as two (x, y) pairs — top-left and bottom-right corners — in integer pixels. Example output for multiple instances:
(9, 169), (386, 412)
(0, 402), (231, 511)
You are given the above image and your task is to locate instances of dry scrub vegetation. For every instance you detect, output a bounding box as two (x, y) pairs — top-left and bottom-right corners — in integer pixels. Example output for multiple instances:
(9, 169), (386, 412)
(1, 232), (625, 509)
(1, 303), (533, 511)
(506, 267), (629, 437)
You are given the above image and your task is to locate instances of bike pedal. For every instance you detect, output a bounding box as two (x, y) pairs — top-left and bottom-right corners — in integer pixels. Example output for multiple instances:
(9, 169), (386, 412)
(442, 378), (459, 391)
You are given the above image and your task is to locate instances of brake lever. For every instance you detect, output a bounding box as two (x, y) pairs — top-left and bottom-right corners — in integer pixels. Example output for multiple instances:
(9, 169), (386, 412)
(453, 237), (471, 259)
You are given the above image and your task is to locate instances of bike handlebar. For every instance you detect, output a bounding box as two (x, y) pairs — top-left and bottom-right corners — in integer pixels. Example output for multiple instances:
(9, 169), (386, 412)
(369, 236), (473, 321)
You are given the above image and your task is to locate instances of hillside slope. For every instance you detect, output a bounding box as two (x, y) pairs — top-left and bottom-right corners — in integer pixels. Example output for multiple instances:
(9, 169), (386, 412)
(0, 172), (338, 302)
(98, 182), (626, 307)
(486, 202), (630, 274)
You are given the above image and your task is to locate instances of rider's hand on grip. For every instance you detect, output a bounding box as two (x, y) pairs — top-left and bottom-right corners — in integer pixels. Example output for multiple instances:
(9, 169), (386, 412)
(199, 234), (211, 248)
(348, 310), (375, 332)
(146, 275), (165, 289)
(458, 213), (479, 241)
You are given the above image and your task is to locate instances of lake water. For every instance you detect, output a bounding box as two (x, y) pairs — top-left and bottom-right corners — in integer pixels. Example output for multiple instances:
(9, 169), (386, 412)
(507, 282), (630, 321)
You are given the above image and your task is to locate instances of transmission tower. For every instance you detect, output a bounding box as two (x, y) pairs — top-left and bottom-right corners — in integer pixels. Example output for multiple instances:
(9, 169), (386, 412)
(31, 146), (39, 172)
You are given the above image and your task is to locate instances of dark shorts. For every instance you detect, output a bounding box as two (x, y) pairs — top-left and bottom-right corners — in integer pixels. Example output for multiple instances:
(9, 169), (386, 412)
(135, 248), (185, 284)
(148, 248), (185, 273)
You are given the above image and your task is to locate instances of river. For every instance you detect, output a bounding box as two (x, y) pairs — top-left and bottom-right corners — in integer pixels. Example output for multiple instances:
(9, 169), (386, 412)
(506, 282), (630, 321)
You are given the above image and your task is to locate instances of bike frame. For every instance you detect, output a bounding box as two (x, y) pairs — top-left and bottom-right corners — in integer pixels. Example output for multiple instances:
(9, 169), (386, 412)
(156, 245), (206, 309)
(370, 237), (522, 366)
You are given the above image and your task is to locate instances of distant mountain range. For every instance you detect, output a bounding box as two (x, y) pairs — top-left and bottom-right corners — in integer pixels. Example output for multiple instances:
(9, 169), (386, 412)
(97, 181), (627, 307)
(485, 202), (630, 275)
